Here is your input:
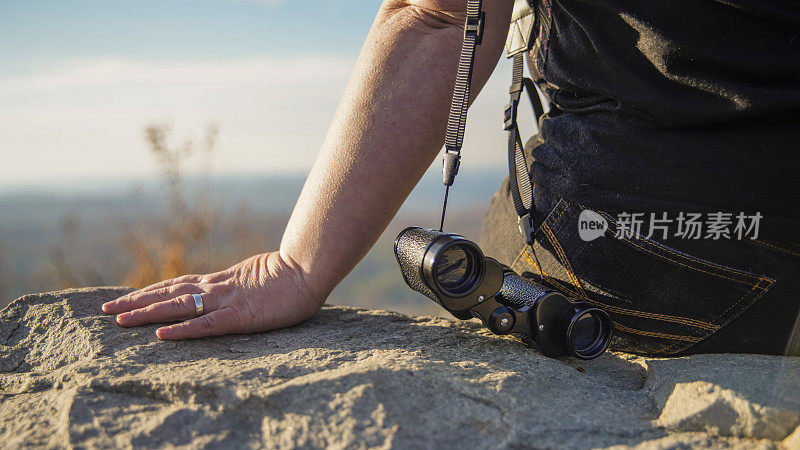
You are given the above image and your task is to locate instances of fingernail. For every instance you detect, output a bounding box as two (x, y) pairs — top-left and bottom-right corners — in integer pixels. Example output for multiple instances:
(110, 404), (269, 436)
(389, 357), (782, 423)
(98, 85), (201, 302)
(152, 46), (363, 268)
(156, 327), (169, 339)
(102, 302), (114, 313)
(116, 312), (131, 324)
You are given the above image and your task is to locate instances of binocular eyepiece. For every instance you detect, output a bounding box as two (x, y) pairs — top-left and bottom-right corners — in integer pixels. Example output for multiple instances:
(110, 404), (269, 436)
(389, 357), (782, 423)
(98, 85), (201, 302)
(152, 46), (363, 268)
(394, 226), (612, 359)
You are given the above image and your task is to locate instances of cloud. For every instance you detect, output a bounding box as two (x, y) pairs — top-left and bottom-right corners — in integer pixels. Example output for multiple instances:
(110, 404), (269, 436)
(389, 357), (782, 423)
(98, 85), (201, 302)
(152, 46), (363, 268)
(0, 56), (351, 93)
(0, 56), (352, 185)
(0, 55), (511, 190)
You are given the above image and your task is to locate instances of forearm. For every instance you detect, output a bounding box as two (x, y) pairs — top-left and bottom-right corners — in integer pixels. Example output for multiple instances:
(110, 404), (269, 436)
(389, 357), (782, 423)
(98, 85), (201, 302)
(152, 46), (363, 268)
(280, 0), (512, 301)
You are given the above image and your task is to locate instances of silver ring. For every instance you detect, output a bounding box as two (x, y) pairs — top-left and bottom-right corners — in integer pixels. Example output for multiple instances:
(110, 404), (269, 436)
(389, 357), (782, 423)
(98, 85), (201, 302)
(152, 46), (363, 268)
(192, 293), (205, 317)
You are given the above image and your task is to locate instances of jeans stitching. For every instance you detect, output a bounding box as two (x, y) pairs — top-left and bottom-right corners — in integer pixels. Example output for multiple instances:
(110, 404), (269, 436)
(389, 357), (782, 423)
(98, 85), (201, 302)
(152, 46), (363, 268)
(754, 239), (800, 257)
(536, 246), (720, 330)
(544, 199), (570, 229)
(581, 295), (719, 331)
(657, 279), (773, 355)
(590, 208), (761, 286)
(588, 206), (758, 281)
(521, 246), (565, 291)
(528, 199), (584, 298)
(538, 201), (721, 331)
(519, 245), (707, 337)
(614, 323), (702, 343)
(525, 230), (726, 353)
(712, 277), (772, 325)
(542, 225), (586, 298)
(510, 246), (528, 273)
(541, 275), (582, 300)
(520, 245), (544, 276)
(574, 274), (723, 330)
(552, 200), (773, 354)
(520, 246), (583, 299)
(657, 334), (698, 354)
(541, 223), (590, 300)
(624, 237), (764, 286)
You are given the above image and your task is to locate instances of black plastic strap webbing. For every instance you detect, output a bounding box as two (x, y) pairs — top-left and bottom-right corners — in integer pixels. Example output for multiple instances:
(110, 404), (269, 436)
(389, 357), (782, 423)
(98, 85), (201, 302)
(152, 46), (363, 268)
(443, 0), (484, 158)
(504, 52), (543, 243)
(439, 0), (485, 230)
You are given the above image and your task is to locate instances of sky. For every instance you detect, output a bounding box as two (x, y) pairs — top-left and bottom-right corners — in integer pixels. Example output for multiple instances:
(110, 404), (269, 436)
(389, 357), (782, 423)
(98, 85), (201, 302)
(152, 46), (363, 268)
(0, 0), (518, 193)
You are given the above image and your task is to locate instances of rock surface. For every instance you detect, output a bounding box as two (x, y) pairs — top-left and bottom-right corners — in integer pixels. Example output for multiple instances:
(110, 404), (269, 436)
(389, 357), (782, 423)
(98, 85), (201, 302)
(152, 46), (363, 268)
(1, 287), (799, 449)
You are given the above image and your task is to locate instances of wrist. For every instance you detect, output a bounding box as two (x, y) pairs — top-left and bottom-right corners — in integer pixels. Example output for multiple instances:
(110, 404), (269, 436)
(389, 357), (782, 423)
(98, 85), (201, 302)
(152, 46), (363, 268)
(276, 248), (329, 307)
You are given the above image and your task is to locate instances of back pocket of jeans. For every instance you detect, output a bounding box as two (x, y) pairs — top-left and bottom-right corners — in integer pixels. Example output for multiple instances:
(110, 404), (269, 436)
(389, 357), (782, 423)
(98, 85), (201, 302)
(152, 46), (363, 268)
(509, 199), (775, 355)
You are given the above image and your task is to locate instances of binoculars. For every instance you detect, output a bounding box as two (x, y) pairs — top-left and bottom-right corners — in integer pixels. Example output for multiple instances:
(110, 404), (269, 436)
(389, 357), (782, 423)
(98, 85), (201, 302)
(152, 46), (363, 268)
(394, 227), (612, 359)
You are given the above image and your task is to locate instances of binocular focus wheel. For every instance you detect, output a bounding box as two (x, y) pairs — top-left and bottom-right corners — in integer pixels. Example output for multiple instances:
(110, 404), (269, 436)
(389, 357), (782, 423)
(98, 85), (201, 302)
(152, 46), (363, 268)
(488, 307), (515, 335)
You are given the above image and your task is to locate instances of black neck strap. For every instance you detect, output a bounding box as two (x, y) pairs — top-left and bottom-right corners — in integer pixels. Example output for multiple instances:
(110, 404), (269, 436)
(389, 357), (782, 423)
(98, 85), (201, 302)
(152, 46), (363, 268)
(439, 0), (485, 231)
(504, 52), (544, 244)
(438, 0), (544, 243)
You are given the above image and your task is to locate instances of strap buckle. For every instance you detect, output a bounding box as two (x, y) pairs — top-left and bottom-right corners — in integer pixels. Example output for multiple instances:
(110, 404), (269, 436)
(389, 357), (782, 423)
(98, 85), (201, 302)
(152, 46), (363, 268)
(464, 11), (485, 45)
(504, 81), (524, 130)
(442, 149), (461, 186)
(504, 100), (518, 131)
(518, 213), (535, 245)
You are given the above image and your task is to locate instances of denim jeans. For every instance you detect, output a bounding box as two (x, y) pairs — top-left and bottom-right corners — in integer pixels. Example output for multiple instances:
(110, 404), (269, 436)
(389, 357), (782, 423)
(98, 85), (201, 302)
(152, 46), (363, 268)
(479, 144), (800, 357)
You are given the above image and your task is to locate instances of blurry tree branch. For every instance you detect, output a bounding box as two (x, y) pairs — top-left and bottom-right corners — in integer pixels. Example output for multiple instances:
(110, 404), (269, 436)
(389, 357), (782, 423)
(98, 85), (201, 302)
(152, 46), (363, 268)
(49, 121), (231, 290)
(121, 122), (222, 287)
(0, 229), (6, 301)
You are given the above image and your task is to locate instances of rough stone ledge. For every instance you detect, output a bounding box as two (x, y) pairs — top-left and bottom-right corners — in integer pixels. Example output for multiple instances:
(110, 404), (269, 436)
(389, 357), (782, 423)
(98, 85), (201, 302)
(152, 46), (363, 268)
(1, 287), (798, 449)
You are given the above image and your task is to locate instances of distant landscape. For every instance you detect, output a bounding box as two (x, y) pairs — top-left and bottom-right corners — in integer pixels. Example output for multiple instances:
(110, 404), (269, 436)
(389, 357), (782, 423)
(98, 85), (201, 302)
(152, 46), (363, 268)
(0, 0), (514, 319)
(0, 169), (504, 317)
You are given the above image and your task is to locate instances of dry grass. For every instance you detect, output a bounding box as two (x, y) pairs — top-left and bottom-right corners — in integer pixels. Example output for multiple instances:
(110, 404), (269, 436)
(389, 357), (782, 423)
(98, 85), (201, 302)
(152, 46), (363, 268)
(48, 121), (246, 290)
(119, 122), (221, 287)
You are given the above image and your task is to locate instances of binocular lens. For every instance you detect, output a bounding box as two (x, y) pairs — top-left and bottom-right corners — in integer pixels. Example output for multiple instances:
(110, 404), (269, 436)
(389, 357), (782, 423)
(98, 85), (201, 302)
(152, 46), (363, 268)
(567, 311), (610, 358)
(433, 243), (481, 296)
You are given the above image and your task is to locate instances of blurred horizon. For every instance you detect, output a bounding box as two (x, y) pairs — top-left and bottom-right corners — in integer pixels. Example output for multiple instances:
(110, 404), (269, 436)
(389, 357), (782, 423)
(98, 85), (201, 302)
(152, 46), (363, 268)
(0, 166), (502, 313)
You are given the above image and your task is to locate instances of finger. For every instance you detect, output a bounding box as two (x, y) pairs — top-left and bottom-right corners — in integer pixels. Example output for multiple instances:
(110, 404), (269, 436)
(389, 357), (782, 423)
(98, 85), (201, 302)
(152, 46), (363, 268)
(116, 294), (211, 327)
(114, 274), (204, 303)
(103, 283), (199, 314)
(104, 276), (199, 313)
(156, 307), (240, 340)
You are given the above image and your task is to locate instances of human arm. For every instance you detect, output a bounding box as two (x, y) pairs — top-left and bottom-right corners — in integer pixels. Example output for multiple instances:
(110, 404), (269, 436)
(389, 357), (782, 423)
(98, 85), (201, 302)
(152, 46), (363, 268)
(101, 0), (514, 339)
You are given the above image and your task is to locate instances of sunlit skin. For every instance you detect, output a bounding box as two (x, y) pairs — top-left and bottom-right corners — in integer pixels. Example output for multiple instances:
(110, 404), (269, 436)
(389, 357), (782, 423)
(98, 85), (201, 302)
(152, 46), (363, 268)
(102, 0), (513, 340)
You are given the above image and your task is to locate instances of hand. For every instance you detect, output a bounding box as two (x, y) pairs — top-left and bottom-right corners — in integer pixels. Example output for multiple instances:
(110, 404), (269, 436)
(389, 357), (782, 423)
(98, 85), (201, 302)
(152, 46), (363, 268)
(101, 252), (319, 340)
